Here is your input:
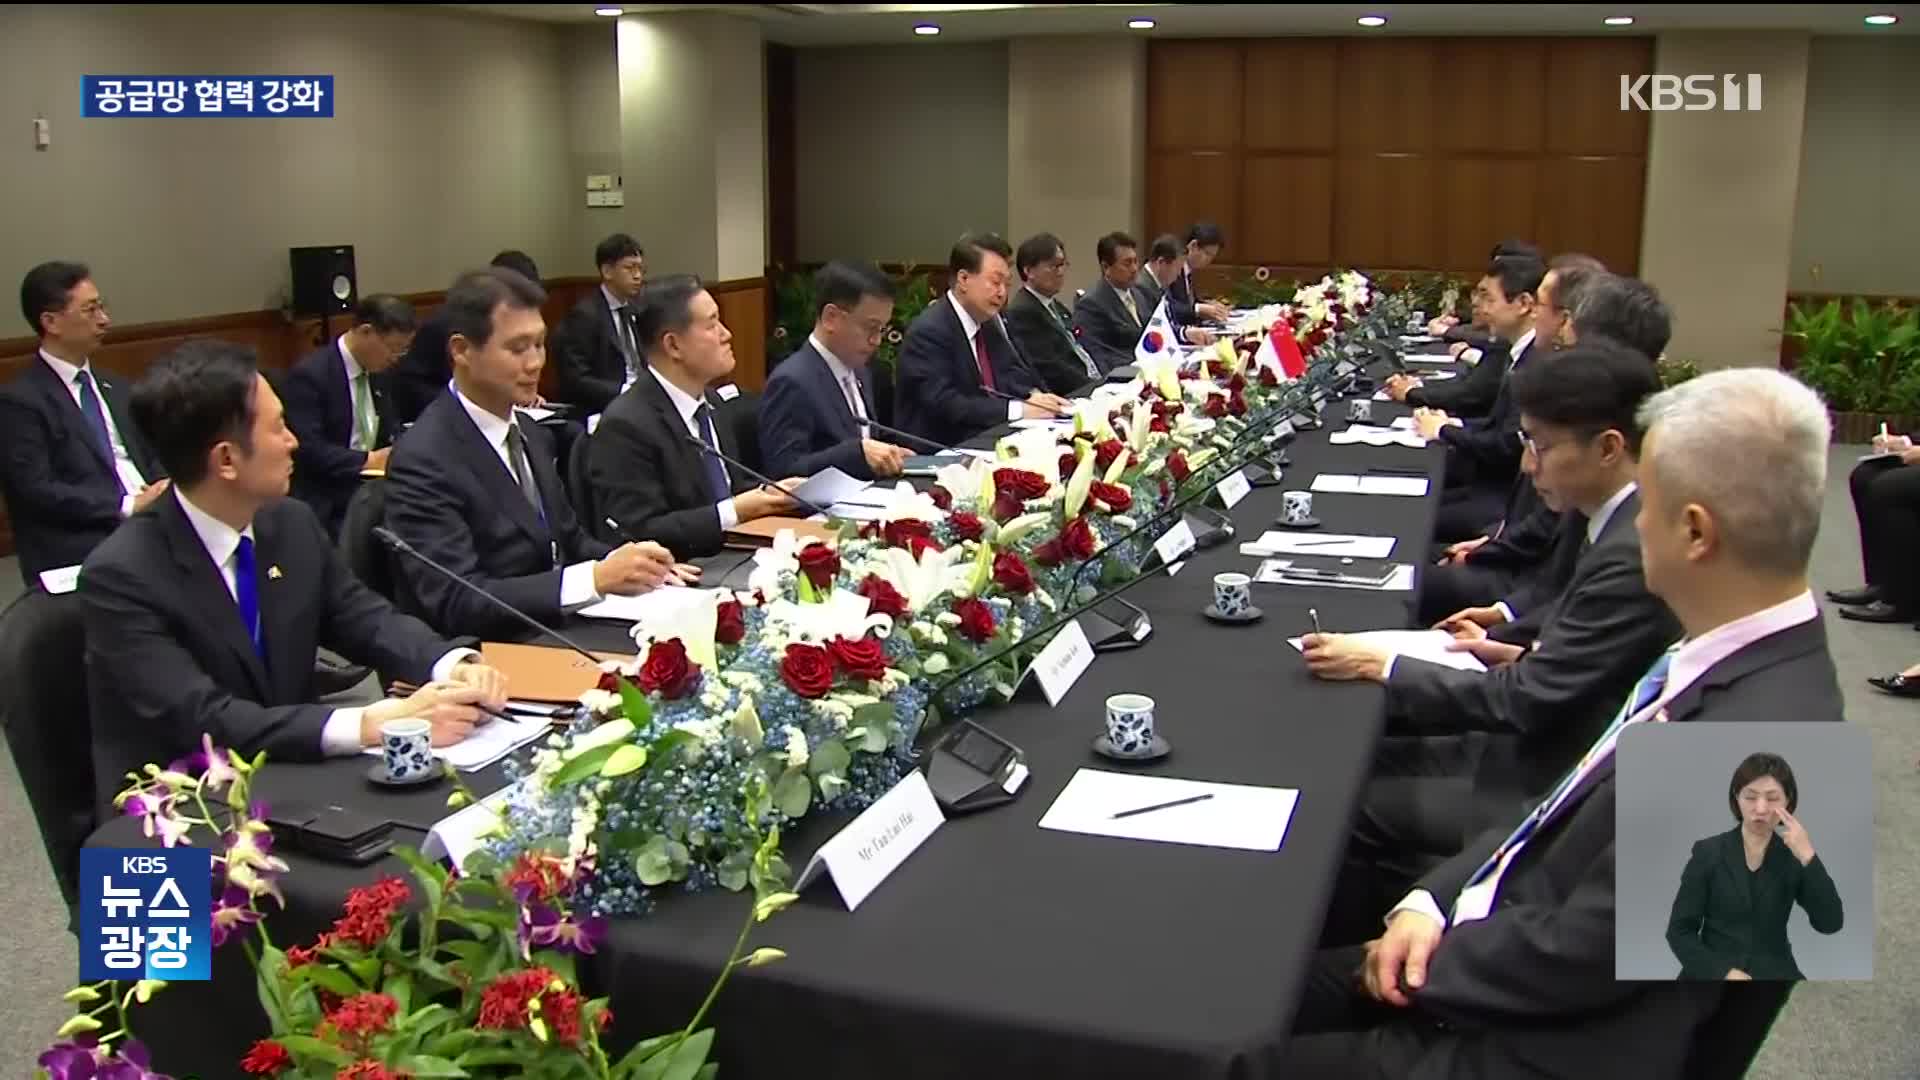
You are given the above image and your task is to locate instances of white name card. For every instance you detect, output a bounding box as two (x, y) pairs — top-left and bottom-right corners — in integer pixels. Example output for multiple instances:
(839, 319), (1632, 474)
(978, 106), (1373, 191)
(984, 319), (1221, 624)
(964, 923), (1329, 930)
(795, 770), (945, 911)
(1154, 519), (1197, 567)
(424, 779), (528, 870)
(38, 565), (81, 595)
(1275, 420), (1296, 441)
(715, 383), (742, 401)
(1215, 469), (1252, 509)
(1029, 618), (1094, 706)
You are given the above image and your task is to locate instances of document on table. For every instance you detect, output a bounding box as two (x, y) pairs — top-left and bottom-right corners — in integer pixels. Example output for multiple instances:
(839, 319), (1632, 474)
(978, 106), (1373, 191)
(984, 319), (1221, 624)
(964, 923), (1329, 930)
(1329, 424), (1428, 449)
(362, 715), (547, 772)
(1037, 769), (1299, 852)
(1255, 559), (1416, 592)
(578, 585), (720, 624)
(1402, 354), (1456, 365)
(792, 467), (871, 510)
(1310, 473), (1431, 497)
(1011, 417), (1074, 430)
(1286, 628), (1486, 673)
(1241, 531), (1396, 559)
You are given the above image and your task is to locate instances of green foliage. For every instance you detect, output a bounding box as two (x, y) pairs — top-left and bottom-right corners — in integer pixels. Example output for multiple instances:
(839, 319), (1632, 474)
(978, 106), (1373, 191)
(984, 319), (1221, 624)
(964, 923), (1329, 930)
(1656, 355), (1700, 388)
(1785, 298), (1920, 413)
(767, 263), (938, 376)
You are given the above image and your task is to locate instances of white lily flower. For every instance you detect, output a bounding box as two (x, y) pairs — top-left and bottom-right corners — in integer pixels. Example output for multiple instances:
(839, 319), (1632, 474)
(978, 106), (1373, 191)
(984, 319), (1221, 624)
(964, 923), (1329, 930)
(933, 457), (995, 507)
(626, 587), (723, 671)
(765, 588), (893, 643)
(745, 529), (808, 598)
(577, 688), (621, 716)
(874, 544), (968, 613)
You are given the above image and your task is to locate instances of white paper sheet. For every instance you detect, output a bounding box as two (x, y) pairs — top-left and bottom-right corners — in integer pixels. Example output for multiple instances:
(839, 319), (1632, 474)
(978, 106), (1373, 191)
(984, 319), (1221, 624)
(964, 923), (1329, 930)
(577, 585), (721, 624)
(1287, 628), (1486, 673)
(363, 715), (547, 772)
(1329, 425), (1428, 449)
(1037, 769), (1299, 852)
(1359, 475), (1430, 497)
(1309, 473), (1362, 493)
(1011, 417), (1073, 430)
(1255, 559), (1416, 592)
(1402, 355), (1455, 366)
(792, 467), (871, 509)
(1242, 532), (1397, 559)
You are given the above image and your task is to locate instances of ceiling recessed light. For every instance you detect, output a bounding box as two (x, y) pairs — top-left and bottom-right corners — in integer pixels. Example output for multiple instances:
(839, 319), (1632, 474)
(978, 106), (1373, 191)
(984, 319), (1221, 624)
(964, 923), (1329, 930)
(1356, 15), (1388, 28)
(594, 6), (623, 15)
(1128, 18), (1156, 30)
(1865, 13), (1898, 26)
(1604, 16), (1634, 27)
(913, 22), (941, 35)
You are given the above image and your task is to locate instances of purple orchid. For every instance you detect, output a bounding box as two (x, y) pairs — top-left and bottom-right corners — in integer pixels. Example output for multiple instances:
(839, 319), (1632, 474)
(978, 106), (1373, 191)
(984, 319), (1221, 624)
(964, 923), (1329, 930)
(139, 803), (192, 849)
(522, 903), (610, 955)
(37, 1037), (102, 1080)
(210, 884), (262, 948)
(93, 1040), (170, 1080)
(170, 734), (238, 792)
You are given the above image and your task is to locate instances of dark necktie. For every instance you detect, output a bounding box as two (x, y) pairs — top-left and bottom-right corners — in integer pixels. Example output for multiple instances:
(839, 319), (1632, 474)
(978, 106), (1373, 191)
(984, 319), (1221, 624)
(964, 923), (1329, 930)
(693, 402), (731, 502)
(233, 535), (264, 659)
(618, 308), (641, 374)
(1051, 299), (1099, 377)
(505, 424), (545, 520)
(74, 369), (116, 473)
(973, 331), (996, 391)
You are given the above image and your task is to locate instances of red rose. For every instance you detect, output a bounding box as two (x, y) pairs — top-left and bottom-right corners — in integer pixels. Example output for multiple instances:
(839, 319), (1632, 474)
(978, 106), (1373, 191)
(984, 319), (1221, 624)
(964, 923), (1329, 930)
(639, 638), (700, 700)
(715, 599), (745, 645)
(883, 518), (934, 550)
(857, 521), (882, 540)
(949, 511), (985, 541)
(992, 551), (1035, 594)
(993, 468), (1050, 501)
(1090, 481), (1133, 512)
(1060, 515), (1097, 560)
(1033, 536), (1066, 565)
(953, 597), (997, 643)
(1058, 451), (1078, 478)
(857, 574), (909, 619)
(594, 669), (621, 693)
(827, 635), (889, 681)
(907, 534), (942, 560)
(1204, 395), (1228, 419)
(1094, 439), (1125, 470)
(1228, 390), (1248, 417)
(241, 1040), (292, 1076)
(991, 491), (1026, 523)
(780, 642), (835, 698)
(1150, 415), (1171, 434)
(1227, 373), (1247, 393)
(1169, 451), (1191, 484)
(1258, 367), (1279, 387)
(796, 542), (840, 589)
(1329, 302), (1346, 316)
(929, 485), (954, 510)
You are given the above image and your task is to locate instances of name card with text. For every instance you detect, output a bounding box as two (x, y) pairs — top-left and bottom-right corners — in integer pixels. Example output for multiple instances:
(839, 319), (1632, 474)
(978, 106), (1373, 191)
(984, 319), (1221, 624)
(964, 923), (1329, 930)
(796, 770), (945, 911)
(39, 565), (81, 595)
(1215, 469), (1252, 509)
(1029, 619), (1094, 706)
(1154, 519), (1197, 567)
(1274, 419), (1296, 442)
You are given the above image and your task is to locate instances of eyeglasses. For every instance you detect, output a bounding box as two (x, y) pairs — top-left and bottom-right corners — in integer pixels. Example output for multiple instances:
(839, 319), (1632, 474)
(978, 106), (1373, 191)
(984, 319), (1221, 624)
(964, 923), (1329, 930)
(74, 299), (109, 319)
(1520, 429), (1604, 457)
(828, 305), (889, 341)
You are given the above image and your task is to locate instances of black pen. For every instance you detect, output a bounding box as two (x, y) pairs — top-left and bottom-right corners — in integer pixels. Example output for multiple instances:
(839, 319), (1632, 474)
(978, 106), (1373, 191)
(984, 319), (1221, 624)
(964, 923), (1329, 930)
(1110, 793), (1214, 819)
(1366, 466), (1429, 477)
(1293, 539), (1350, 548)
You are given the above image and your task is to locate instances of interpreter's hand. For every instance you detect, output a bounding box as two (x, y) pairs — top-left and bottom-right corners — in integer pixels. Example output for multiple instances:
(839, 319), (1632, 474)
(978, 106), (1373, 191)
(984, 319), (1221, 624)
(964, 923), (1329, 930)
(1442, 536), (1489, 565)
(1028, 391), (1074, 414)
(1198, 301), (1232, 323)
(863, 439), (910, 477)
(1384, 374), (1421, 403)
(1428, 315), (1459, 336)
(1775, 806), (1817, 866)
(360, 681), (489, 748)
(1364, 909), (1445, 1007)
(132, 478), (173, 513)
(1413, 409), (1460, 441)
(1437, 605), (1507, 632)
(670, 562), (703, 585)
(1726, 969), (1754, 981)
(1299, 633), (1392, 683)
(363, 446), (393, 472)
(595, 541), (675, 595)
(1901, 446), (1920, 467)
(1183, 326), (1217, 347)
(1449, 341), (1471, 358)
(447, 659), (509, 711)
(737, 479), (804, 520)
(1446, 637), (1526, 668)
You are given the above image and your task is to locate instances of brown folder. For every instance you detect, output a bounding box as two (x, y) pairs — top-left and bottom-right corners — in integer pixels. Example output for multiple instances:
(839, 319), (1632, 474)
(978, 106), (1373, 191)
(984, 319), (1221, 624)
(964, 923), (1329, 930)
(724, 516), (841, 549)
(480, 641), (630, 703)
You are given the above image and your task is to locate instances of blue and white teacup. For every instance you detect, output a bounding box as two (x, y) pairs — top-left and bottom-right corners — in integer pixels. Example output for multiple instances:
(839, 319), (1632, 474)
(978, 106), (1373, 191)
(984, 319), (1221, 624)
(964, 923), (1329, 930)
(381, 718), (435, 781)
(1105, 693), (1157, 755)
(1213, 572), (1252, 617)
(1282, 490), (1314, 525)
(1346, 398), (1372, 423)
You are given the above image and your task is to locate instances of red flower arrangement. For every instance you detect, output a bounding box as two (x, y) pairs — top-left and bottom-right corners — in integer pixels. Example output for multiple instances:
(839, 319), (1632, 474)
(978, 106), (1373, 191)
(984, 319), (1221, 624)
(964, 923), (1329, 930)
(992, 552), (1035, 594)
(952, 598), (997, 643)
(796, 542), (840, 589)
(949, 511), (985, 541)
(780, 642), (835, 698)
(857, 574), (910, 618)
(827, 636), (890, 681)
(716, 598), (746, 645)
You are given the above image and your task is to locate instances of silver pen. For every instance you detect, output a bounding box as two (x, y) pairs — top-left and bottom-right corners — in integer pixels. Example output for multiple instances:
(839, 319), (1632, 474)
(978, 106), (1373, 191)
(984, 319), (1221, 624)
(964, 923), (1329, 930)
(1309, 607), (1323, 636)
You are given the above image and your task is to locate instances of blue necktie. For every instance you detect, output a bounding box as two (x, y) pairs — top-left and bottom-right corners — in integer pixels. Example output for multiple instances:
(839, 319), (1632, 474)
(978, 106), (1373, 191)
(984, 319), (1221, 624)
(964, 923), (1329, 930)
(694, 403), (730, 503)
(73, 369), (116, 471)
(1461, 646), (1678, 892)
(233, 535), (265, 659)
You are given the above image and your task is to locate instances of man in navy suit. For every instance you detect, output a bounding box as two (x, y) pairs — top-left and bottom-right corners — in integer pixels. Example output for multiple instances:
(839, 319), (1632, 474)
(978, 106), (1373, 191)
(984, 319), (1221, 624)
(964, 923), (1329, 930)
(758, 262), (913, 481)
(391, 250), (540, 426)
(894, 233), (1072, 447)
(0, 261), (169, 585)
(280, 293), (413, 536)
(1165, 221), (1231, 329)
(384, 267), (678, 640)
(548, 234), (647, 414)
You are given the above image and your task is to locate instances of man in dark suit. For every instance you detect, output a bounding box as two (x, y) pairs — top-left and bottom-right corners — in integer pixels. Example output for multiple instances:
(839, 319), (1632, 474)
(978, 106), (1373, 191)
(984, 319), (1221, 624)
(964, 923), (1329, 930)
(0, 261), (169, 585)
(1385, 246), (1558, 421)
(1136, 233), (1180, 312)
(895, 233), (1072, 447)
(1072, 231), (1154, 374)
(1411, 253), (1546, 543)
(1304, 344), (1680, 924)
(591, 275), (803, 558)
(1277, 366), (1844, 1077)
(549, 233), (647, 414)
(385, 267), (677, 640)
(280, 294), (413, 536)
(1165, 221), (1231, 330)
(1004, 232), (1102, 395)
(79, 340), (509, 808)
(758, 261), (913, 482)
(391, 251), (540, 426)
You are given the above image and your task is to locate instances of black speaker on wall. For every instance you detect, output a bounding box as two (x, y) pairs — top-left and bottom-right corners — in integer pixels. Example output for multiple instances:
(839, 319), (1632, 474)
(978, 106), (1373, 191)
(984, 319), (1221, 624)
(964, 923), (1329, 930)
(289, 245), (357, 316)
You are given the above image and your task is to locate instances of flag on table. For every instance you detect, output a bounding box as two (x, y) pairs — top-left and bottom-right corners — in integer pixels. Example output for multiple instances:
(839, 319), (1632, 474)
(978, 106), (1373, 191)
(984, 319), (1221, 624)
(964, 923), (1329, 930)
(1134, 294), (1176, 367)
(1254, 320), (1308, 381)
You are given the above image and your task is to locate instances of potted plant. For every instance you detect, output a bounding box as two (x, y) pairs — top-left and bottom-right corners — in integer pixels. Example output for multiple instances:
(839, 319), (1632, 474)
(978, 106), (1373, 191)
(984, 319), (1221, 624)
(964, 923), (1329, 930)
(1784, 298), (1920, 443)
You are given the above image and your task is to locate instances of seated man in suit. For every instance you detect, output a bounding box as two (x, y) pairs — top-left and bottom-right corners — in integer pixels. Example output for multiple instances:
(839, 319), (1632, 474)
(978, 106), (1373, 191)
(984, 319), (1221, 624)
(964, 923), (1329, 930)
(80, 340), (510, 807)
(1277, 367), (1843, 1078)
(386, 267), (678, 640)
(895, 233), (1073, 447)
(391, 251), (540, 426)
(758, 261), (913, 482)
(1302, 344), (1681, 934)
(0, 261), (169, 585)
(1072, 231), (1150, 374)
(1410, 252), (1546, 543)
(1133, 233), (1215, 348)
(1165, 220), (1232, 329)
(549, 233), (647, 414)
(1004, 232), (1102, 395)
(592, 274), (803, 558)
(282, 293), (414, 537)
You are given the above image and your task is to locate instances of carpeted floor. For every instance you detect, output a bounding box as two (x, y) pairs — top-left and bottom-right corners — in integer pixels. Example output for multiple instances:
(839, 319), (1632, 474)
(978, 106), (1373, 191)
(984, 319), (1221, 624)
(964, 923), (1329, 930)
(1, 445), (1912, 1075)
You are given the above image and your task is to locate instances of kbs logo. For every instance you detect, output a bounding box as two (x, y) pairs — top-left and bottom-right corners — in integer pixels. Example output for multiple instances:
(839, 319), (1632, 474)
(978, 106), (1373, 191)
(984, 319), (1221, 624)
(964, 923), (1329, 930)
(1619, 74), (1763, 111)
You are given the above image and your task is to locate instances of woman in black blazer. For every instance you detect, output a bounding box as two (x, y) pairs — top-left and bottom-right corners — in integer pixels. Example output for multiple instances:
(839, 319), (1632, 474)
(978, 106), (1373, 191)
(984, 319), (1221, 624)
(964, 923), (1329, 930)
(1666, 752), (1845, 980)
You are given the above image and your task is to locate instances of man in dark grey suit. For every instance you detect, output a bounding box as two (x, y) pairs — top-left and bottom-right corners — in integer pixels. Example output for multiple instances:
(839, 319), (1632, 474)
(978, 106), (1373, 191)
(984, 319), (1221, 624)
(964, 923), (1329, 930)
(758, 261), (913, 480)
(1277, 367), (1844, 1077)
(1072, 231), (1155, 375)
(1003, 232), (1102, 395)
(1304, 343), (1680, 918)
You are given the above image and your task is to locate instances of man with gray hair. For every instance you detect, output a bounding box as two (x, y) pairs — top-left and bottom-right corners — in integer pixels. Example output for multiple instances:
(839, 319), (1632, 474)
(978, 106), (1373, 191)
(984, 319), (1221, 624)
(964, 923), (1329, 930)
(1279, 367), (1843, 1077)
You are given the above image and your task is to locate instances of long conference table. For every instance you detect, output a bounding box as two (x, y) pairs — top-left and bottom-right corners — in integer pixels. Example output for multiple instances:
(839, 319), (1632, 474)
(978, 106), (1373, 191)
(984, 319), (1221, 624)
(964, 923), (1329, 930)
(89, 372), (1450, 1079)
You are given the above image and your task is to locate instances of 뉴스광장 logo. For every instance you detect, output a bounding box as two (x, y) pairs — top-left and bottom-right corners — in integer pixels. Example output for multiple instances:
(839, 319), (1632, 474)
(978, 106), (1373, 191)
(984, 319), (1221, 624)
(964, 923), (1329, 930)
(1620, 74), (1762, 112)
(80, 848), (212, 981)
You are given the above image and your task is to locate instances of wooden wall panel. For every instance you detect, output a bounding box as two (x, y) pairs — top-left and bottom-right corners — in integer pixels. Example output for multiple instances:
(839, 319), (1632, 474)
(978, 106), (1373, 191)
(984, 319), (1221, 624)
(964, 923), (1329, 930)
(1334, 155), (1438, 270)
(1243, 41), (1337, 151)
(1147, 152), (1239, 250)
(1440, 158), (1541, 272)
(1432, 39), (1548, 154)
(712, 278), (769, 392)
(1535, 156), (1646, 274)
(1241, 157), (1334, 267)
(1148, 41), (1242, 150)
(1546, 37), (1654, 156)
(1335, 40), (1436, 154)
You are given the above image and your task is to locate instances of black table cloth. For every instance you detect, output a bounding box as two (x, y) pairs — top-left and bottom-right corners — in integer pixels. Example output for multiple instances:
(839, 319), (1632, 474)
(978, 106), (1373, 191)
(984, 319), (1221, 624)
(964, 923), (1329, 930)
(86, 393), (1446, 1080)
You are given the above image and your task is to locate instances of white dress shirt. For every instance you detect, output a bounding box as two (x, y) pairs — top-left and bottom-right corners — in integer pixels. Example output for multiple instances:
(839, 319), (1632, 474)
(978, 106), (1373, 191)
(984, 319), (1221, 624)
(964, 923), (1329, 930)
(948, 291), (1023, 422)
(646, 366), (741, 530)
(337, 334), (371, 452)
(174, 489), (475, 756)
(39, 349), (148, 513)
(452, 387), (603, 607)
(809, 333), (869, 437)
(1493, 481), (1638, 624)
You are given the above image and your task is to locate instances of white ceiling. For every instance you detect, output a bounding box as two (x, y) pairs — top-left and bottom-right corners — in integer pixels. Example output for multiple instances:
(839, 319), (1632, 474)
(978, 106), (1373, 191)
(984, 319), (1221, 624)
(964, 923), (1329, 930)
(440, 3), (1916, 44)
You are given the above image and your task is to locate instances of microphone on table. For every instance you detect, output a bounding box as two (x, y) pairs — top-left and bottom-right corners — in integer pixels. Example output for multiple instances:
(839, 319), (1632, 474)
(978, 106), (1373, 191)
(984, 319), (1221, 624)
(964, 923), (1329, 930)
(860, 417), (954, 454)
(981, 385), (1069, 417)
(373, 527), (607, 668)
(679, 432), (836, 520)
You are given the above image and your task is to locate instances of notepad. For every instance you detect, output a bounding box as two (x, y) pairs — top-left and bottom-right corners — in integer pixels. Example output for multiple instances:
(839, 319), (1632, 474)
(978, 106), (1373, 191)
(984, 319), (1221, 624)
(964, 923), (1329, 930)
(1310, 473), (1431, 497)
(1402, 355), (1456, 366)
(1037, 769), (1299, 851)
(578, 585), (721, 625)
(1329, 425), (1428, 449)
(1286, 628), (1486, 673)
(1255, 559), (1416, 592)
(1241, 532), (1397, 559)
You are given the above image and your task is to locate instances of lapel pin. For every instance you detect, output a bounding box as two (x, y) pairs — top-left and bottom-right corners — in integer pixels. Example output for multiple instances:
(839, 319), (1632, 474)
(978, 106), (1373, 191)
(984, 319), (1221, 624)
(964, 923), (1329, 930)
(268, 566), (283, 580)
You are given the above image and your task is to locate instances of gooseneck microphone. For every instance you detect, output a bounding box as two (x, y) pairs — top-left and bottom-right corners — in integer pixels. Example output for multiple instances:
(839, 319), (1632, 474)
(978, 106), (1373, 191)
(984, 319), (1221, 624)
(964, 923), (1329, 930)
(680, 432), (836, 520)
(860, 417), (953, 454)
(980, 385), (1069, 417)
(374, 527), (606, 666)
